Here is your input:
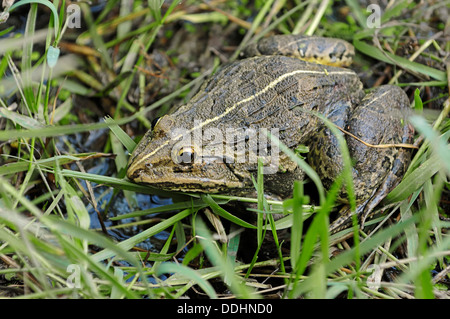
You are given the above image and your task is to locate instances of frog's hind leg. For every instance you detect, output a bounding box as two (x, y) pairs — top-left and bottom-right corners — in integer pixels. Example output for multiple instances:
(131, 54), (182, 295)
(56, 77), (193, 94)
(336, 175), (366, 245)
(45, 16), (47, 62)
(312, 85), (414, 234)
(335, 86), (414, 233)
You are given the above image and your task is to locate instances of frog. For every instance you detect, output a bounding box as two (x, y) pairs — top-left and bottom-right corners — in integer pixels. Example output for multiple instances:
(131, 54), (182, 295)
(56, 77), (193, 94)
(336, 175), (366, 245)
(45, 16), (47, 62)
(127, 34), (414, 232)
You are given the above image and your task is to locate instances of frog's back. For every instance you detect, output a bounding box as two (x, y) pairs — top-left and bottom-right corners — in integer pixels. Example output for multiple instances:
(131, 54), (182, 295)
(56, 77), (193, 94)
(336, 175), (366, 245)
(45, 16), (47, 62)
(173, 56), (363, 147)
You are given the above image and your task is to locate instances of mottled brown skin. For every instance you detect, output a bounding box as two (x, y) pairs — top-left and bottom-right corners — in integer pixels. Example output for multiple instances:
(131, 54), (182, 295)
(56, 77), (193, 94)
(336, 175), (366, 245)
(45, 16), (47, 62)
(127, 35), (414, 231)
(128, 56), (363, 194)
(242, 35), (355, 67)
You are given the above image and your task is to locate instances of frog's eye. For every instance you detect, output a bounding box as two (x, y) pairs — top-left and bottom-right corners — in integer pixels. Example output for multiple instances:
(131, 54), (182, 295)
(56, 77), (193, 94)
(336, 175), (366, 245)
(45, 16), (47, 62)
(176, 146), (197, 165)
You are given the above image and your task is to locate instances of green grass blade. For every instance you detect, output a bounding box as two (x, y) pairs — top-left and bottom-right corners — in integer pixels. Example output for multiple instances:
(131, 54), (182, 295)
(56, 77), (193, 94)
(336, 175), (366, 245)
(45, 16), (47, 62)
(92, 208), (192, 262)
(409, 116), (450, 173)
(268, 132), (326, 205)
(0, 106), (45, 129)
(290, 181), (307, 272)
(344, 0), (368, 27)
(156, 262), (218, 299)
(256, 157), (265, 246)
(354, 40), (447, 81)
(385, 152), (443, 203)
(195, 217), (254, 298)
(110, 198), (212, 221)
(79, 2), (112, 68)
(201, 194), (256, 229)
(105, 115), (136, 153)
(60, 169), (183, 198)
(291, 213), (419, 297)
(22, 3), (37, 111)
(9, 0), (59, 39)
(0, 117), (131, 141)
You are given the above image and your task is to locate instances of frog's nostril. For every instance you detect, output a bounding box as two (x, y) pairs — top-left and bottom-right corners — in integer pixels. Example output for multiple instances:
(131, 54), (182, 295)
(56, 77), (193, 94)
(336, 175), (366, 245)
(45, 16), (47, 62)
(129, 168), (144, 180)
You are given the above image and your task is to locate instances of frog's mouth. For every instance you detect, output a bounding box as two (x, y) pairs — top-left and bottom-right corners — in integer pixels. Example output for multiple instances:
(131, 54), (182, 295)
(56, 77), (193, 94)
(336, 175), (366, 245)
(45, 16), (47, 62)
(127, 165), (246, 193)
(150, 181), (242, 193)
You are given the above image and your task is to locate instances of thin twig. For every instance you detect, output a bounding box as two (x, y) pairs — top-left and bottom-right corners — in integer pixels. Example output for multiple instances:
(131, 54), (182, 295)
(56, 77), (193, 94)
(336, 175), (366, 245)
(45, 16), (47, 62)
(334, 124), (418, 149)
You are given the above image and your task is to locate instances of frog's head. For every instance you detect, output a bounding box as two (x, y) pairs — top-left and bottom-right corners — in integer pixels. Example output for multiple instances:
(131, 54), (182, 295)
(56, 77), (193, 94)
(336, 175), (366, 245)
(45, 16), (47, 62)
(126, 114), (246, 193)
